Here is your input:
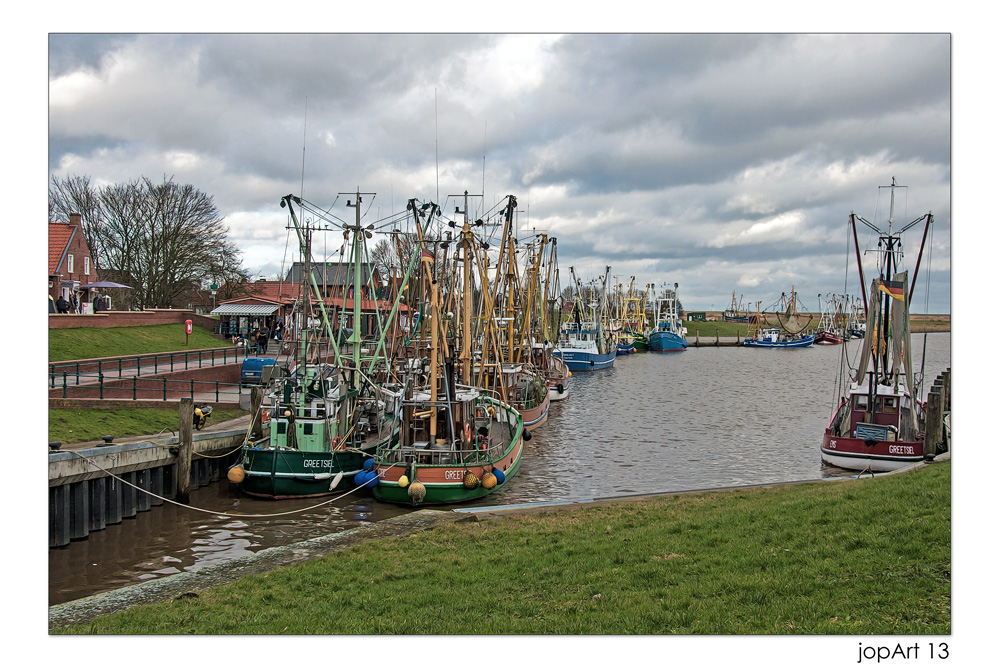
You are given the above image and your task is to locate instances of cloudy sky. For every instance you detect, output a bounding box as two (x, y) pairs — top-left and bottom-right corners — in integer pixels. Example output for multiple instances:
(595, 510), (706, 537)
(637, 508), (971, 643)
(47, 31), (951, 313)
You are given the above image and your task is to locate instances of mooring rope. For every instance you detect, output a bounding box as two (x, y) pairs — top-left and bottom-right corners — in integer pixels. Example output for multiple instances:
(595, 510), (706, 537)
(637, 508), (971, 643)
(66, 449), (374, 519)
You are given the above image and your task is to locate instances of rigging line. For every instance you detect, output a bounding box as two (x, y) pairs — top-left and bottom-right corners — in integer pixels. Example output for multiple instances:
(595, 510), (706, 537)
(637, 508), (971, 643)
(300, 95), (308, 199)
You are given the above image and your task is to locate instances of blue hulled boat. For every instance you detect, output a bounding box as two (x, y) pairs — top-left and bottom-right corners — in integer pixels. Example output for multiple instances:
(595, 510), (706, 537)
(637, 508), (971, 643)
(554, 265), (616, 371)
(743, 327), (815, 348)
(648, 282), (689, 352)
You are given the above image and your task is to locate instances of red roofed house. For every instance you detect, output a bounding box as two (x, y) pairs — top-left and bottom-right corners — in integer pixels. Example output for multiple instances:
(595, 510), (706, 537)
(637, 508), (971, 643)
(49, 213), (98, 313)
(211, 262), (410, 344)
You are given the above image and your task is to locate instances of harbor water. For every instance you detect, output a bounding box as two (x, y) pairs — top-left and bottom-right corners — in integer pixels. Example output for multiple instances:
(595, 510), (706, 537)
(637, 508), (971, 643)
(49, 332), (950, 605)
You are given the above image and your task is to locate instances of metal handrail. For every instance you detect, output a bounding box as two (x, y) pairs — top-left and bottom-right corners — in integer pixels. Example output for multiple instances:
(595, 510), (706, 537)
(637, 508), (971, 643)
(49, 346), (251, 387)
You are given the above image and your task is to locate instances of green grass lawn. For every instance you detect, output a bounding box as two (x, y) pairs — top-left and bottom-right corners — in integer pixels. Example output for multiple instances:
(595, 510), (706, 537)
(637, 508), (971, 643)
(48, 407), (248, 444)
(49, 323), (231, 362)
(53, 462), (950, 635)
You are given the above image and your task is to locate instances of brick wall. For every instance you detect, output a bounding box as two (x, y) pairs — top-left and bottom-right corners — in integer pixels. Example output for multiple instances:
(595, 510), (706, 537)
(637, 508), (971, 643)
(48, 309), (219, 330)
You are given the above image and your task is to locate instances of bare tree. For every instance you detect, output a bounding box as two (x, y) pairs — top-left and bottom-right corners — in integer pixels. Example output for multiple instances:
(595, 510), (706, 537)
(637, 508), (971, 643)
(49, 174), (106, 269)
(49, 174), (246, 310)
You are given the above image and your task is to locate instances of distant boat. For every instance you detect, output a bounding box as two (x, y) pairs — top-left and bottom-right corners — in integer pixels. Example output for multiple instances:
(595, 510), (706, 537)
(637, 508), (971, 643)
(723, 291), (752, 323)
(648, 282), (689, 351)
(814, 293), (850, 345)
(554, 266), (617, 371)
(743, 327), (816, 348)
(821, 178), (937, 472)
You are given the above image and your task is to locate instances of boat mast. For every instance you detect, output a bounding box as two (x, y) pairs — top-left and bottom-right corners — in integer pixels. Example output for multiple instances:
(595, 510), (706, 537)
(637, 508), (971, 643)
(344, 188), (374, 394)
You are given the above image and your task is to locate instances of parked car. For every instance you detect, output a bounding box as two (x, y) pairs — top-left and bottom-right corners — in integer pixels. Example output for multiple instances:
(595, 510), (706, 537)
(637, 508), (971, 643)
(241, 357), (277, 386)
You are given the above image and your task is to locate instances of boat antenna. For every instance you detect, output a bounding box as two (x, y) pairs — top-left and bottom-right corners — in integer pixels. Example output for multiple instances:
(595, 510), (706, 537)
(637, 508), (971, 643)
(482, 119), (488, 206)
(435, 88), (439, 204)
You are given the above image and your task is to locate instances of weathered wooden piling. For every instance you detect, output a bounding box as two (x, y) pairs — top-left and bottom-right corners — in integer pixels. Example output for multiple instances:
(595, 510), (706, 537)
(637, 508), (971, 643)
(924, 388), (943, 457)
(49, 425), (244, 547)
(177, 398), (193, 504)
(250, 386), (263, 440)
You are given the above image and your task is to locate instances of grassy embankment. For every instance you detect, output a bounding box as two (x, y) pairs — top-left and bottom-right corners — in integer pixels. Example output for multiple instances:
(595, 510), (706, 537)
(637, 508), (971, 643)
(48, 323), (247, 444)
(53, 461), (950, 635)
(48, 323), (232, 362)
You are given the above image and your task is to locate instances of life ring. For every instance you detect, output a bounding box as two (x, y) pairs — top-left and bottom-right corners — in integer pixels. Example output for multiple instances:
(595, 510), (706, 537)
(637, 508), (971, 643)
(262, 410), (270, 424)
(332, 435), (343, 450)
(464, 422), (472, 444)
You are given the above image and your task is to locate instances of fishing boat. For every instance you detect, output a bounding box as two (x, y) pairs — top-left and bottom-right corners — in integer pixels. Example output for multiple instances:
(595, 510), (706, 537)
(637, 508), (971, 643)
(821, 178), (936, 472)
(847, 297), (866, 339)
(814, 293), (849, 345)
(525, 231), (571, 401)
(231, 192), (401, 499)
(647, 282), (689, 351)
(372, 201), (525, 505)
(533, 340), (570, 401)
(610, 277), (647, 354)
(723, 291), (752, 323)
(553, 266), (616, 371)
(473, 193), (552, 430)
(743, 289), (816, 348)
(742, 327), (816, 348)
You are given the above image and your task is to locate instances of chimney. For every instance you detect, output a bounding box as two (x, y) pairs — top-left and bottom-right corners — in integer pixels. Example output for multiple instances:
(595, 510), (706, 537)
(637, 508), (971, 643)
(69, 213), (82, 227)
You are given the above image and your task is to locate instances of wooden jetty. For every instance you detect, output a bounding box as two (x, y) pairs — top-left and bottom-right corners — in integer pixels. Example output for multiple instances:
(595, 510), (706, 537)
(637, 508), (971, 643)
(687, 329), (742, 347)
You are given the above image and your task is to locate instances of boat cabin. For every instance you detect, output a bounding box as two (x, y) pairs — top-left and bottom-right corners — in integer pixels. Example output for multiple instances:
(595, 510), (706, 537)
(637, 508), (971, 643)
(835, 381), (921, 443)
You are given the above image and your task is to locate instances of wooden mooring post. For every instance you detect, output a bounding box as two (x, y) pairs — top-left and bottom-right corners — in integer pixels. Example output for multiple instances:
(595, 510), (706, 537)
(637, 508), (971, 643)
(250, 386), (263, 440)
(177, 398), (193, 504)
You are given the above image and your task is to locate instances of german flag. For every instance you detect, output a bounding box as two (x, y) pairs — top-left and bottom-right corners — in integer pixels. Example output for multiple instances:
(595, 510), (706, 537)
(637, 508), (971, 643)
(877, 279), (906, 302)
(420, 248), (434, 264)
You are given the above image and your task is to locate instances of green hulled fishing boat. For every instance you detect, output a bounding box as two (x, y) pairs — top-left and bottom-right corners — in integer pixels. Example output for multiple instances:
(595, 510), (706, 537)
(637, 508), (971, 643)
(231, 192), (406, 499)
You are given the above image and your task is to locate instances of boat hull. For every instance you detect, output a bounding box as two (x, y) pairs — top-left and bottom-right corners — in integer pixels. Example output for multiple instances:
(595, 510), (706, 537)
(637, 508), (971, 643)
(553, 348), (616, 371)
(648, 330), (688, 351)
(373, 404), (525, 506)
(815, 330), (845, 345)
(743, 334), (815, 348)
(239, 442), (378, 499)
(545, 358), (571, 401)
(519, 390), (551, 431)
(615, 341), (637, 355)
(820, 431), (925, 472)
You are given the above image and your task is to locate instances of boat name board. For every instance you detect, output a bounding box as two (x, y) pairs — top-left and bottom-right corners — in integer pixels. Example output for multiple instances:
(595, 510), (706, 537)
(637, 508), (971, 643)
(302, 458), (334, 468)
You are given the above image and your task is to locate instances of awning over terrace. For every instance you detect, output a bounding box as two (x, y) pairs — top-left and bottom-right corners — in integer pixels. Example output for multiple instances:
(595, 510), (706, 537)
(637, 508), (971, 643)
(210, 304), (281, 316)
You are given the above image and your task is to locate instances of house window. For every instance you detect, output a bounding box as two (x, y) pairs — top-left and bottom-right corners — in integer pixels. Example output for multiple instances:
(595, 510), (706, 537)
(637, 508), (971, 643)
(67, 254), (74, 274)
(84, 257), (90, 275)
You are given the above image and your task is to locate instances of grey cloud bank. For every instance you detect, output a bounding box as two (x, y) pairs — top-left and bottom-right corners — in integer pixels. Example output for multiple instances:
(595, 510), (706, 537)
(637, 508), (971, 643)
(48, 33), (951, 313)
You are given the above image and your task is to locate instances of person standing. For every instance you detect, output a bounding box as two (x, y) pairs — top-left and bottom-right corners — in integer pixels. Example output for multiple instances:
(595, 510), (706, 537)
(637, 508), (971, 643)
(257, 324), (270, 355)
(56, 295), (69, 314)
